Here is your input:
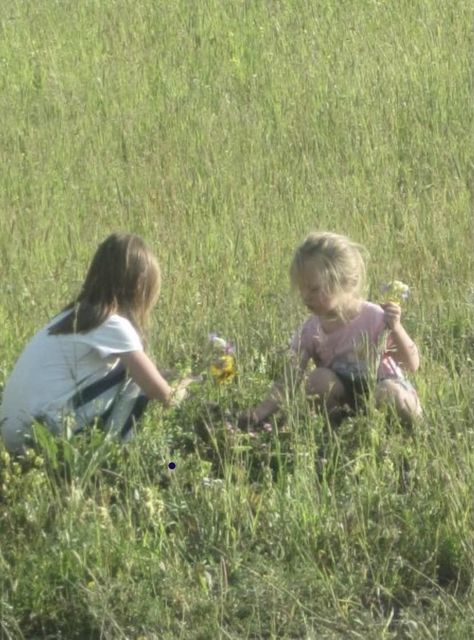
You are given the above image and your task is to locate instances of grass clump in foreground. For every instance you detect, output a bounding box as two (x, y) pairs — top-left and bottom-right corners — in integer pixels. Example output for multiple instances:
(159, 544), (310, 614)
(0, 368), (473, 639)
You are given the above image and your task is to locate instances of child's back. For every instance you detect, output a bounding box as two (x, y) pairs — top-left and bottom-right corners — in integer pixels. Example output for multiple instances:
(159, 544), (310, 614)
(1, 310), (142, 451)
(1, 233), (195, 453)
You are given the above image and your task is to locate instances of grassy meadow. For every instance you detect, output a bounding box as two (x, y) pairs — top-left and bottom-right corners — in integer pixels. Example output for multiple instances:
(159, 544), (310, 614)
(0, 0), (473, 637)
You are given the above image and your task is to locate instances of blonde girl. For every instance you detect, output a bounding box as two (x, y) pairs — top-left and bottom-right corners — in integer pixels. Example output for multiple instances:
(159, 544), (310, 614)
(1, 233), (193, 453)
(240, 231), (421, 428)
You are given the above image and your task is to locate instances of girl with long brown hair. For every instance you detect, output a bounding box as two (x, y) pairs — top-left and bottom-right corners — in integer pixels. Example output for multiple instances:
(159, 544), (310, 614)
(1, 233), (193, 453)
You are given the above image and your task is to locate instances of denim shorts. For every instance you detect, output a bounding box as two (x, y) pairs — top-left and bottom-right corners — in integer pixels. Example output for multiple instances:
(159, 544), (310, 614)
(332, 370), (370, 410)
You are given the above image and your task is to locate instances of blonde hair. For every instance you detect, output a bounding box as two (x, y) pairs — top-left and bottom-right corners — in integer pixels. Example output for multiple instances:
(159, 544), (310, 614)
(49, 233), (161, 337)
(290, 231), (367, 320)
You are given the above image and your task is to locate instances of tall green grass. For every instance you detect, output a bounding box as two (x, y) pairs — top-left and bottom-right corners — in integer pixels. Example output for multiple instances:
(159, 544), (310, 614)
(0, 1), (472, 638)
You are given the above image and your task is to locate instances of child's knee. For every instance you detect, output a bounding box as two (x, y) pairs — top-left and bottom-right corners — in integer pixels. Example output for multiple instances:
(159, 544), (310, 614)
(305, 367), (345, 401)
(375, 379), (398, 403)
(375, 380), (420, 423)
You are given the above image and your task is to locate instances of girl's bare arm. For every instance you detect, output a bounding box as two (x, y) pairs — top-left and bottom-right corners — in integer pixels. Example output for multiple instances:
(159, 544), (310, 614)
(389, 325), (420, 372)
(119, 351), (193, 406)
(381, 302), (420, 372)
(239, 348), (310, 427)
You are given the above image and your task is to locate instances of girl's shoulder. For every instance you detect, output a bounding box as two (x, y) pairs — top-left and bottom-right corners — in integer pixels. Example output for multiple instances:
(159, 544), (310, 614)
(93, 313), (142, 341)
(352, 300), (385, 335)
(359, 300), (384, 319)
(291, 315), (323, 351)
(46, 311), (137, 335)
(84, 313), (143, 356)
(300, 314), (322, 335)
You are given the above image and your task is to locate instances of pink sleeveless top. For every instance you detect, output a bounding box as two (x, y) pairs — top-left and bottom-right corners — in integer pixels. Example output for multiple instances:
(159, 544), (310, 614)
(291, 301), (404, 381)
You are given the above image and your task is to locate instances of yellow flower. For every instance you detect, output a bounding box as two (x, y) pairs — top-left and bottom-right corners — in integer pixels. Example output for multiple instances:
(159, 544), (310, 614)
(209, 354), (236, 384)
(208, 333), (236, 383)
(382, 280), (410, 306)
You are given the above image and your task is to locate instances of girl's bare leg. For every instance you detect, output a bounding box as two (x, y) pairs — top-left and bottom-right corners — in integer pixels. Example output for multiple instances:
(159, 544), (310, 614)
(305, 367), (348, 415)
(374, 379), (421, 425)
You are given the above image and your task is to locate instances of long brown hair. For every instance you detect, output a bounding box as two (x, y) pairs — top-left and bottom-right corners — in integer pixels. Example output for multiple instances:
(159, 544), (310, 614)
(49, 233), (161, 336)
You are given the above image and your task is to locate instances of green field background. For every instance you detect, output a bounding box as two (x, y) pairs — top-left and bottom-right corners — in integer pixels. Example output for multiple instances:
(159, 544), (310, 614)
(0, 1), (472, 638)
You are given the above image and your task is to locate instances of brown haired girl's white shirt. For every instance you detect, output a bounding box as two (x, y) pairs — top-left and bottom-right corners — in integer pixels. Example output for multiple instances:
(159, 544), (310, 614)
(0, 312), (142, 452)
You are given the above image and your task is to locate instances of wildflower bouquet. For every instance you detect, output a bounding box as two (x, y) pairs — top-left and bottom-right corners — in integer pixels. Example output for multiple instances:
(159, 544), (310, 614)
(381, 280), (410, 306)
(208, 333), (236, 384)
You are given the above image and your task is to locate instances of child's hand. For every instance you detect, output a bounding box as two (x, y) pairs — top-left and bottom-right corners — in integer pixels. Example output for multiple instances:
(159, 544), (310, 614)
(171, 375), (202, 406)
(381, 302), (402, 332)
